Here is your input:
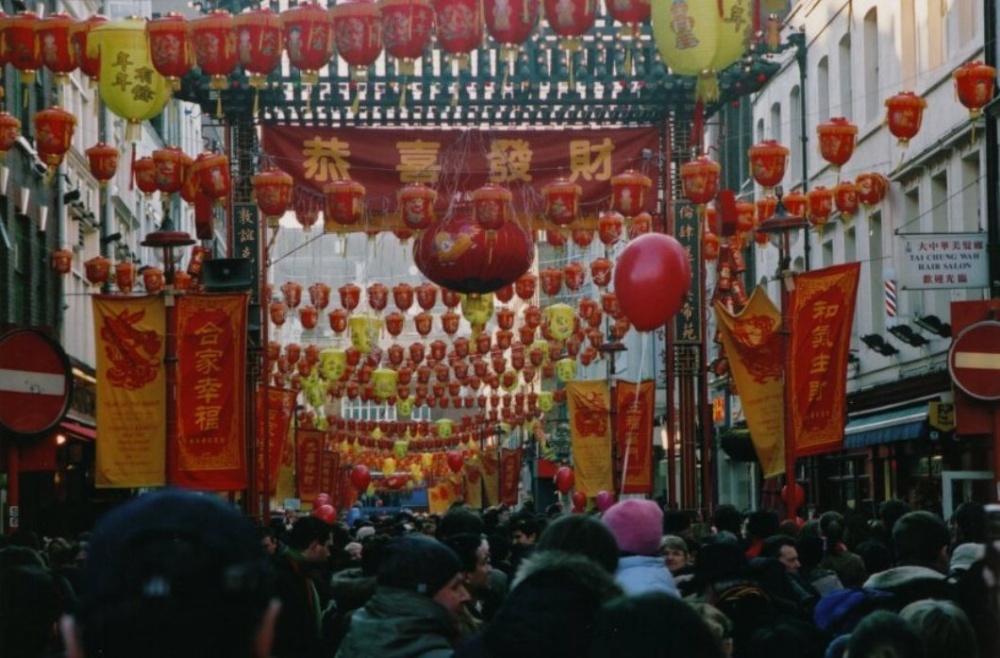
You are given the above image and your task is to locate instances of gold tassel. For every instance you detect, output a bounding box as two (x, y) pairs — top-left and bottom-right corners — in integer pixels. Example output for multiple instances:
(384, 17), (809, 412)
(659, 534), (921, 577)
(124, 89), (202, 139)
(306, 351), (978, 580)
(352, 85), (362, 114)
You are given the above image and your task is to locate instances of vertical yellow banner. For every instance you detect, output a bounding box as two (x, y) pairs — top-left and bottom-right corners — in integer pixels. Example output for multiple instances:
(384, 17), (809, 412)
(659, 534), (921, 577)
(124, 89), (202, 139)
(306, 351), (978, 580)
(567, 380), (613, 495)
(92, 295), (167, 487)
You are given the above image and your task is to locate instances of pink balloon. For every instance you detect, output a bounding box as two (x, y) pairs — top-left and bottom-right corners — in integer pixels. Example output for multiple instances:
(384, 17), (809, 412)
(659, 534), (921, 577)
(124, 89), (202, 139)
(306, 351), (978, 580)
(313, 503), (337, 524)
(595, 490), (615, 513)
(612, 233), (691, 331)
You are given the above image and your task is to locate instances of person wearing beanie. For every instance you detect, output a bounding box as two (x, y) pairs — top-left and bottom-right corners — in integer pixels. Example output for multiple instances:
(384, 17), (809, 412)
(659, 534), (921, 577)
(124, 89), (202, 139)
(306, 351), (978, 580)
(600, 498), (679, 597)
(336, 535), (469, 658)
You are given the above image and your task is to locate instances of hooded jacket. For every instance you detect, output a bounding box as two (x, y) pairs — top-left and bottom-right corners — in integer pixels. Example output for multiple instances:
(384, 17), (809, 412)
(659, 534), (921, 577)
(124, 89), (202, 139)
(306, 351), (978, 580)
(336, 586), (460, 658)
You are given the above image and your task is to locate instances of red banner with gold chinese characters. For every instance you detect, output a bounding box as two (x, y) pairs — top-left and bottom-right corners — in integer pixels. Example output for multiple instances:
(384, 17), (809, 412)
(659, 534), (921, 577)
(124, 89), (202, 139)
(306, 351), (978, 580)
(482, 448), (500, 507)
(169, 293), (249, 490)
(567, 380), (614, 495)
(296, 429), (325, 502)
(499, 447), (522, 507)
(789, 263), (861, 457)
(255, 386), (297, 496)
(615, 380), (655, 495)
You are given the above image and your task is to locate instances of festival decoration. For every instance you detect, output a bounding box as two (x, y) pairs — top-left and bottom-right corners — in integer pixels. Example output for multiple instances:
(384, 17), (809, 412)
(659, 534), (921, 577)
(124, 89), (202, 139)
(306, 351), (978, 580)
(609, 169), (651, 218)
(597, 211), (624, 246)
(350, 464), (372, 490)
(433, 0), (482, 70)
(856, 172), (889, 208)
(953, 60), (996, 119)
(6, 10), (42, 84)
(680, 155), (721, 205)
(36, 12), (77, 85)
(32, 107), (76, 174)
(69, 14), (108, 81)
(234, 7), (284, 111)
(146, 12), (194, 90)
(189, 9), (239, 100)
(132, 156), (158, 197)
(613, 233), (691, 331)
(748, 139), (789, 192)
(51, 248), (73, 274)
(325, 178), (366, 227)
(281, 2), (334, 86)
(0, 113), (21, 158)
(816, 117), (857, 170)
(380, 0), (435, 75)
(834, 180), (859, 220)
(399, 182), (437, 232)
(152, 146), (191, 195)
(332, 0), (383, 81)
(806, 186), (834, 228)
(554, 465), (575, 494)
(884, 91), (926, 145)
(542, 177), (581, 226)
(483, 0), (538, 78)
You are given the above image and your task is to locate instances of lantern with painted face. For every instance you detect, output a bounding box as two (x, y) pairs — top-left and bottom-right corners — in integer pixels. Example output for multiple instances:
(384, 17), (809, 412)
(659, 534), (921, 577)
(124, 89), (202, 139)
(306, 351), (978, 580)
(373, 368), (399, 400)
(545, 303), (575, 341)
(320, 348), (347, 381)
(350, 315), (381, 353)
(555, 357), (577, 383)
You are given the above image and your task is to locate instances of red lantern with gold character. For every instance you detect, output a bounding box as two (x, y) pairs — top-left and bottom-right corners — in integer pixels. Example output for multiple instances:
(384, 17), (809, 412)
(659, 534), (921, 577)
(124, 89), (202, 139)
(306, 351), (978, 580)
(610, 169), (650, 218)
(392, 282), (414, 311)
(234, 8), (283, 91)
(0, 113), (21, 158)
(484, 0), (538, 78)
(680, 156), (721, 205)
(6, 11), (41, 84)
(84, 255), (111, 286)
(380, 0), (434, 74)
(590, 257), (612, 288)
(85, 142), (118, 187)
(806, 186), (834, 229)
(472, 184), (511, 235)
(332, 0), (383, 80)
(542, 177), (581, 227)
(542, 0), (595, 63)
(539, 267), (563, 296)
(734, 200), (755, 234)
(433, 0), (482, 70)
(133, 156), (158, 197)
(702, 229), (721, 261)
(571, 228), (594, 248)
(189, 10), (238, 90)
(884, 91), (926, 145)
(597, 211), (624, 246)
(153, 146), (192, 195)
(324, 179), (366, 227)
(385, 311), (406, 337)
(415, 282), (438, 310)
(339, 283), (362, 311)
(51, 248), (73, 274)
(146, 13), (193, 90)
(399, 182), (437, 232)
(253, 168), (294, 229)
(545, 229), (567, 249)
(281, 2), (334, 85)
(756, 196), (777, 224)
(514, 273), (536, 301)
(953, 61), (996, 119)
(367, 283), (389, 312)
(32, 107), (76, 172)
(835, 180), (859, 220)
(816, 117), (858, 169)
(69, 14), (107, 81)
(781, 190), (808, 217)
(36, 13), (77, 84)
(856, 173), (889, 208)
(748, 140), (788, 191)
(628, 211), (653, 239)
(440, 288), (460, 308)
(192, 152), (231, 202)
(329, 308), (349, 334)
(563, 262), (585, 291)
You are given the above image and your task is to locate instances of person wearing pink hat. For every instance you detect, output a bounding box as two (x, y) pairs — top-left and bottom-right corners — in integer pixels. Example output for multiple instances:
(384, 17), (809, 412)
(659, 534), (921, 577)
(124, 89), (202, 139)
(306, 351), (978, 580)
(601, 499), (679, 597)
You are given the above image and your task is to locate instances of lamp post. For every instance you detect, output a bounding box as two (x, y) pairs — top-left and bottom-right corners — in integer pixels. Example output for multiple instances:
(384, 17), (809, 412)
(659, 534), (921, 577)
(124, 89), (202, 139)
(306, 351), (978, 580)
(755, 191), (808, 519)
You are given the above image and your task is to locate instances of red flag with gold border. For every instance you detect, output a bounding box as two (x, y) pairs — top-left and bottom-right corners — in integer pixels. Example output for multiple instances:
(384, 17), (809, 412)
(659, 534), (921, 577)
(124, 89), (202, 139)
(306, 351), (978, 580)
(499, 447), (522, 507)
(615, 380), (655, 494)
(296, 429), (324, 502)
(567, 380), (613, 495)
(255, 386), (296, 496)
(169, 293), (249, 490)
(482, 448), (500, 507)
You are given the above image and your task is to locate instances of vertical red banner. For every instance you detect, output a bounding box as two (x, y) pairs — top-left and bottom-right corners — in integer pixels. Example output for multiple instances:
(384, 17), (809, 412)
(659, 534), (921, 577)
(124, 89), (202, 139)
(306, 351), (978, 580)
(255, 386), (296, 496)
(320, 445), (340, 505)
(482, 448), (500, 507)
(169, 294), (249, 490)
(789, 263), (861, 457)
(499, 447), (522, 507)
(296, 429), (324, 502)
(615, 380), (655, 494)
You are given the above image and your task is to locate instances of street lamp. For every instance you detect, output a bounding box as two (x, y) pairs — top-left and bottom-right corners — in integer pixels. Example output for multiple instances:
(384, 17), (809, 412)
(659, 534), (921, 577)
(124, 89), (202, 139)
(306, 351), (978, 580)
(755, 189), (808, 519)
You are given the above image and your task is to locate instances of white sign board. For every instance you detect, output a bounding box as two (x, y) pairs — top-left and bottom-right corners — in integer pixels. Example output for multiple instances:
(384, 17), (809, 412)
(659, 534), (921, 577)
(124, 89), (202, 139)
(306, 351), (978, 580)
(899, 233), (989, 290)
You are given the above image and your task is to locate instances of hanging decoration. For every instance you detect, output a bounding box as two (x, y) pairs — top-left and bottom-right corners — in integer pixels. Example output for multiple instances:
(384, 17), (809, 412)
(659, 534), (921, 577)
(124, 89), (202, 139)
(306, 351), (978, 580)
(614, 233), (692, 332)
(132, 156), (158, 198)
(604, 0), (650, 75)
(85, 144), (117, 185)
(541, 0), (596, 88)
(834, 180), (859, 221)
(234, 7), (284, 114)
(884, 91), (926, 146)
(146, 12), (194, 91)
(781, 189), (808, 217)
(380, 0), (434, 108)
(609, 169), (651, 218)
(680, 155), (721, 205)
(398, 182), (438, 232)
(189, 10), (238, 115)
(325, 178), (366, 227)
(856, 172), (889, 208)
(191, 151), (232, 203)
(953, 60), (996, 119)
(69, 14), (108, 82)
(6, 10), (42, 84)
(597, 211), (624, 246)
(36, 12), (77, 86)
(748, 140), (789, 193)
(816, 117), (858, 170)
(483, 0), (538, 81)
(542, 177), (581, 227)
(0, 113), (21, 158)
(332, 0), (383, 81)
(471, 183), (511, 241)
(281, 2), (334, 91)
(32, 107), (76, 175)
(253, 168), (294, 229)
(152, 146), (192, 196)
(806, 186), (834, 229)
(433, 0), (482, 72)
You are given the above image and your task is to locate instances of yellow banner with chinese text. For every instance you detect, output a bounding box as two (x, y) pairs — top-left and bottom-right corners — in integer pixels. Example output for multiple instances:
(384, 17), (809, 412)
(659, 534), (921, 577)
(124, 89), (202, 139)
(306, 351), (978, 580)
(567, 380), (614, 495)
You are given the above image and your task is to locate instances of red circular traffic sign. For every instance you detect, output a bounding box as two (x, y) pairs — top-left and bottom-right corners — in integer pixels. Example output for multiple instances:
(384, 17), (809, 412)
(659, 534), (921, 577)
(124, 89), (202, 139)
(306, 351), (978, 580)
(0, 329), (73, 435)
(949, 320), (1000, 401)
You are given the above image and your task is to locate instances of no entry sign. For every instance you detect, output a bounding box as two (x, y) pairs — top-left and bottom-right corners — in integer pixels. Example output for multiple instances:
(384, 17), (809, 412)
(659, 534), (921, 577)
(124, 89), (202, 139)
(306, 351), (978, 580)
(949, 320), (1000, 401)
(0, 329), (73, 436)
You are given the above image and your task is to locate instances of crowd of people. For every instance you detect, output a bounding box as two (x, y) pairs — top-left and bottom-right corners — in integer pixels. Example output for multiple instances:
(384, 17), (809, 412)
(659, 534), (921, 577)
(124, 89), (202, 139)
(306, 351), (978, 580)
(0, 491), (998, 658)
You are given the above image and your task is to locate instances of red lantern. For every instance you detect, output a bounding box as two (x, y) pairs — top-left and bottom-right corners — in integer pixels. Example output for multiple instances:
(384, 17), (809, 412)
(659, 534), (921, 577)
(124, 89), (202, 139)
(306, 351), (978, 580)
(146, 13), (193, 90)
(441, 309), (461, 336)
(339, 282), (361, 310)
(6, 11), (41, 84)
(781, 483), (805, 512)
(834, 180), (860, 220)
(392, 283), (414, 311)
(414, 311), (434, 337)
(309, 282), (331, 310)
(597, 211), (624, 246)
(0, 113), (21, 158)
(734, 201), (755, 234)
(248, 168), (290, 229)
(856, 173), (889, 207)
(399, 182), (437, 232)
(413, 208), (533, 295)
(192, 152), (231, 202)
(68, 14), (107, 81)
(51, 248), (73, 274)
(539, 267), (563, 296)
(589, 257), (612, 288)
(748, 140), (788, 190)
(545, 229), (567, 248)
(884, 91), (926, 145)
(380, 0), (435, 74)
(189, 10), (238, 90)
(153, 146), (192, 195)
(300, 306), (319, 330)
(806, 186), (834, 229)
(471, 184), (511, 234)
(84, 256), (111, 286)
(295, 203), (321, 232)
(680, 156), (721, 205)
(614, 234), (691, 332)
(816, 117), (858, 169)
(234, 8), (284, 91)
(446, 450), (465, 473)
(32, 107), (76, 172)
(441, 288), (461, 308)
(781, 190), (808, 217)
(571, 228), (594, 248)
(628, 211), (653, 239)
(495, 283), (514, 304)
(329, 308), (349, 333)
(36, 13), (77, 84)
(953, 61), (996, 119)
(433, 0), (482, 69)
(610, 169), (651, 218)
(133, 156), (158, 197)
(367, 282), (389, 312)
(324, 179), (366, 227)
(280, 1), (334, 86)
(515, 273), (536, 300)
(542, 0), (595, 49)
(332, 0), (383, 80)
(702, 229), (721, 261)
(415, 282), (438, 310)
(385, 311), (406, 337)
(542, 177), (581, 226)
(281, 282), (303, 309)
(563, 262), (585, 291)
(756, 195), (778, 224)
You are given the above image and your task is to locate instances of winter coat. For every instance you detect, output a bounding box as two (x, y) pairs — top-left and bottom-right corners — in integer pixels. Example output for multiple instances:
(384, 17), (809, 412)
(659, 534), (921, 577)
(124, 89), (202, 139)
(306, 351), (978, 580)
(862, 564), (955, 608)
(614, 555), (680, 597)
(336, 586), (459, 658)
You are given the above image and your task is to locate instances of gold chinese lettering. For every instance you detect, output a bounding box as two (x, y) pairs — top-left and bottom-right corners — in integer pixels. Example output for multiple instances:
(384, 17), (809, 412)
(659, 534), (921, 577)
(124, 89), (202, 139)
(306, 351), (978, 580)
(396, 140), (441, 184)
(568, 138), (614, 182)
(303, 137), (352, 183)
(487, 139), (533, 183)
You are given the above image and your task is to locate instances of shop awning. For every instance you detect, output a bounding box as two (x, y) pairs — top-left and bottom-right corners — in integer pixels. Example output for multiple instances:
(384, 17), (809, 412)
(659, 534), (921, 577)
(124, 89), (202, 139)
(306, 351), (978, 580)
(59, 420), (96, 442)
(843, 406), (927, 449)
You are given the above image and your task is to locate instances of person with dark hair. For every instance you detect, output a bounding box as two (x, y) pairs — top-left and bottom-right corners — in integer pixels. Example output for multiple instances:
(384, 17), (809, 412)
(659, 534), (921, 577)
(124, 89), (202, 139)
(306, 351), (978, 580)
(442, 533), (502, 633)
(744, 510), (780, 558)
(60, 490), (278, 658)
(535, 513), (619, 575)
(589, 591), (725, 658)
(508, 512), (541, 574)
(437, 506), (485, 540)
(336, 535), (470, 657)
(712, 504), (744, 538)
(663, 508), (693, 537)
(1, 563), (61, 658)
(796, 535), (843, 595)
(899, 599), (977, 658)
(818, 511), (867, 588)
(862, 511), (954, 608)
(843, 610), (926, 658)
(323, 533), (389, 655)
(273, 515), (334, 658)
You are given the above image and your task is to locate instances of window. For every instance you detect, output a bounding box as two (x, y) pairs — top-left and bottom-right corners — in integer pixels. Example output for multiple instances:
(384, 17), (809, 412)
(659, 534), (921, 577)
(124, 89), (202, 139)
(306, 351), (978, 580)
(925, 0), (943, 71)
(867, 212), (884, 333)
(817, 56), (830, 121)
(790, 86), (802, 183)
(900, 0), (917, 86)
(837, 34), (853, 120)
(960, 152), (981, 232)
(930, 170), (948, 232)
(863, 9), (880, 125)
(770, 102), (782, 142)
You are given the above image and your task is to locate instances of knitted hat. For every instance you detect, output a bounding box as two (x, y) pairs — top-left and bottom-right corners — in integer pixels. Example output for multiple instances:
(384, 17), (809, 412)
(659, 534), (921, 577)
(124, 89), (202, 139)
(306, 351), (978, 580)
(601, 499), (663, 556)
(377, 535), (462, 596)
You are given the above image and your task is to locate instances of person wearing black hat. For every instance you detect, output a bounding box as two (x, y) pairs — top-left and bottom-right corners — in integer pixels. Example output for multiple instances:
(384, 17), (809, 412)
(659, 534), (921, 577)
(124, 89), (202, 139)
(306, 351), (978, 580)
(60, 490), (279, 658)
(336, 535), (469, 658)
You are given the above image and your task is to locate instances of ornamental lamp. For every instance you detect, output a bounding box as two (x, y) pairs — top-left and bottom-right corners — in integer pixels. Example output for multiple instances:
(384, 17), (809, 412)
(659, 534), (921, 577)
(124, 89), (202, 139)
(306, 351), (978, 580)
(748, 140), (788, 192)
(36, 13), (77, 84)
(610, 169), (651, 218)
(0, 112), (21, 158)
(542, 177), (581, 227)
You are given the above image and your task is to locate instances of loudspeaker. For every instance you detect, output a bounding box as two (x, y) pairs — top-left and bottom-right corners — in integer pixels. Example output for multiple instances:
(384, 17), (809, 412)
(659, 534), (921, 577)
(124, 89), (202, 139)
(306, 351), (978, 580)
(201, 257), (254, 292)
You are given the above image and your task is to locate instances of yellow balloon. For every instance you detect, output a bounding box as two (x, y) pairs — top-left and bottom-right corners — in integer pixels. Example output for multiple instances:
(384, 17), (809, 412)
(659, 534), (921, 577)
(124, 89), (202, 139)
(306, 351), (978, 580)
(320, 348), (346, 381)
(556, 357), (577, 383)
(545, 303), (575, 341)
(711, 0), (752, 71)
(393, 439), (409, 459)
(89, 18), (171, 141)
(372, 427), (383, 440)
(651, 0), (721, 77)
(372, 368), (398, 400)
(461, 293), (495, 326)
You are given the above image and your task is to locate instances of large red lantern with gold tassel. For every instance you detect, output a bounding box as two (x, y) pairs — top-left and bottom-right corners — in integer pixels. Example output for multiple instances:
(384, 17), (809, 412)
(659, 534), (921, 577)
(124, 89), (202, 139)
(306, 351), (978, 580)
(152, 146), (191, 195)
(133, 156), (158, 198)
(36, 13), (77, 84)
(398, 182), (437, 231)
(542, 177), (581, 227)
(884, 91), (926, 145)
(484, 0), (538, 78)
(380, 0), (435, 75)
(816, 117), (858, 169)
(6, 11), (42, 84)
(680, 156), (721, 205)
(856, 173), (889, 208)
(834, 180), (859, 220)
(189, 10), (238, 90)
(253, 168), (294, 229)
(32, 107), (76, 173)
(806, 186), (835, 229)
(610, 169), (651, 218)
(281, 2), (334, 85)
(325, 179), (366, 227)
(68, 14), (107, 81)
(234, 8), (283, 91)
(85, 142), (118, 187)
(332, 0), (383, 80)
(748, 140), (788, 191)
(432, 0), (482, 70)
(0, 113), (21, 158)
(953, 61), (996, 119)
(146, 13), (194, 90)
(191, 151), (231, 202)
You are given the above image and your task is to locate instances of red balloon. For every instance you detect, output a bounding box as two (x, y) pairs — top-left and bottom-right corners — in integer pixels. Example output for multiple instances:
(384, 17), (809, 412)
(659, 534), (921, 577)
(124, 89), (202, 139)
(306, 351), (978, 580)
(781, 483), (805, 511)
(554, 466), (575, 494)
(313, 503), (337, 524)
(571, 490), (587, 510)
(446, 450), (465, 473)
(595, 490), (615, 513)
(315, 492), (331, 507)
(613, 233), (691, 331)
(349, 465), (372, 491)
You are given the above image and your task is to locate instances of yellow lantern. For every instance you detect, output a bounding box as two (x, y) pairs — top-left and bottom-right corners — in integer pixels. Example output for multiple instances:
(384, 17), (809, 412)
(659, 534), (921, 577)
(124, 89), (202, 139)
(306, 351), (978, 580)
(436, 418), (454, 439)
(410, 463), (425, 485)
(88, 17), (172, 142)
(372, 367), (398, 400)
(396, 396), (414, 417)
(421, 452), (434, 470)
(319, 348), (347, 381)
(382, 456), (397, 475)
(393, 439), (409, 459)
(460, 293), (495, 326)
(555, 357), (577, 383)
(545, 303), (575, 341)
(349, 314), (381, 353)
(538, 390), (554, 412)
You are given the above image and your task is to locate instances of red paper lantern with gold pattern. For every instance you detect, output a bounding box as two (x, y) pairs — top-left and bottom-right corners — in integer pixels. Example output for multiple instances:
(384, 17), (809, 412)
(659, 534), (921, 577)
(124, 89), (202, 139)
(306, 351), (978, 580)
(339, 283), (361, 311)
(806, 186), (835, 228)
(414, 312), (434, 337)
(515, 273), (536, 301)
(597, 211), (624, 246)
(399, 182), (437, 231)
(329, 308), (349, 333)
(734, 200), (755, 234)
(146, 13), (193, 90)
(189, 10), (238, 90)
(367, 283), (389, 312)
(628, 211), (653, 239)
(32, 107), (76, 172)
(835, 180), (859, 219)
(702, 230), (721, 261)
(542, 0), (595, 45)
(495, 283), (514, 304)
(954, 61), (996, 119)
(296, 203), (321, 232)
(281, 2), (334, 86)
(84, 256), (111, 286)
(309, 282), (332, 309)
(133, 156), (158, 197)
(252, 168), (293, 228)
(385, 311), (406, 337)
(0, 113), (21, 158)
(392, 283), (414, 311)
(816, 117), (858, 169)
(234, 8), (284, 90)
(6, 11), (41, 84)
(748, 140), (788, 191)
(590, 257), (612, 288)
(471, 183), (511, 234)
(856, 173), (889, 207)
(433, 0), (482, 69)
(415, 282), (438, 310)
(484, 0), (537, 46)
(756, 196), (777, 224)
(440, 288), (461, 308)
(69, 14), (107, 81)
(545, 229), (567, 248)
(51, 248), (73, 275)
(324, 179), (366, 227)
(680, 156), (721, 205)
(610, 169), (651, 218)
(563, 262), (585, 291)
(571, 228), (594, 248)
(153, 146), (192, 195)
(540, 267), (563, 296)
(441, 309), (461, 336)
(781, 190), (808, 217)
(281, 282), (303, 309)
(884, 91), (926, 145)
(192, 151), (231, 201)
(36, 13), (77, 83)
(605, 0), (649, 37)
(380, 0), (434, 74)
(542, 177), (581, 226)
(332, 0), (383, 80)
